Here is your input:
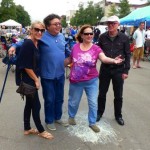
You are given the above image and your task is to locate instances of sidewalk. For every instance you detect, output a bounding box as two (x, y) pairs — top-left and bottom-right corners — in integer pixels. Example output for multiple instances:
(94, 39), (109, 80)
(0, 59), (150, 150)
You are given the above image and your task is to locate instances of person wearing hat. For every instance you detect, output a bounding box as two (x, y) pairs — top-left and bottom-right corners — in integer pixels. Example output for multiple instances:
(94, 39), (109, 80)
(96, 15), (131, 125)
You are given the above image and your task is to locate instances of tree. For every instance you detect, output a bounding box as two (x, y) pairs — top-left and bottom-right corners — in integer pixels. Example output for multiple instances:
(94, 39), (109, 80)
(108, 3), (118, 16)
(118, 0), (131, 18)
(61, 15), (67, 27)
(0, 0), (16, 21)
(16, 5), (31, 26)
(70, 1), (104, 26)
(0, 0), (31, 26)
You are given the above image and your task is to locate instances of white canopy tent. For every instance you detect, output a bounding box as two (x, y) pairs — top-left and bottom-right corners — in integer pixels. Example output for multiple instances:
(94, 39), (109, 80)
(0, 19), (22, 27)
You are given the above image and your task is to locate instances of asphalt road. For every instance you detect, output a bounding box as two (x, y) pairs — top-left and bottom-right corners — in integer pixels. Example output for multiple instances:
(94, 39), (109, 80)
(0, 58), (150, 150)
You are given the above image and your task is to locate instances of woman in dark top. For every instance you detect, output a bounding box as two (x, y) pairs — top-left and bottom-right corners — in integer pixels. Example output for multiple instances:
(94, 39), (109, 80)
(17, 21), (53, 140)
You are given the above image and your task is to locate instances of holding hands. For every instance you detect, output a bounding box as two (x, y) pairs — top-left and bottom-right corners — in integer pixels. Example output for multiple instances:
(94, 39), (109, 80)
(113, 55), (124, 65)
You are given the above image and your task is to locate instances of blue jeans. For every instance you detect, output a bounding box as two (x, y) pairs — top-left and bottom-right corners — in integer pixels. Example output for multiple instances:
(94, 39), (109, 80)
(68, 77), (98, 126)
(41, 75), (65, 124)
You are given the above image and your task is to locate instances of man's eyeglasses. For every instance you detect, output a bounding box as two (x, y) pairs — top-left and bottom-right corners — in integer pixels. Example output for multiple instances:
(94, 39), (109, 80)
(107, 22), (118, 25)
(83, 32), (94, 36)
(34, 27), (45, 33)
(50, 23), (62, 26)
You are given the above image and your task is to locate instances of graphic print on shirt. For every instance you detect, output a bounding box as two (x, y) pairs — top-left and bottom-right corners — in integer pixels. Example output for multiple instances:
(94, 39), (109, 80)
(71, 47), (99, 81)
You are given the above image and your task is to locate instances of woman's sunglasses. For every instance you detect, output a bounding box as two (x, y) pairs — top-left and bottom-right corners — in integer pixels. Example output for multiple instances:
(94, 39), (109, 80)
(34, 27), (45, 33)
(83, 32), (94, 35)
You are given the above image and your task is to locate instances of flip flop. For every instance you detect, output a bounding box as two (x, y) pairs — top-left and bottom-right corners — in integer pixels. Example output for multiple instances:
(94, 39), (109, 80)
(24, 128), (39, 135)
(137, 66), (141, 68)
(132, 66), (136, 69)
(38, 131), (54, 140)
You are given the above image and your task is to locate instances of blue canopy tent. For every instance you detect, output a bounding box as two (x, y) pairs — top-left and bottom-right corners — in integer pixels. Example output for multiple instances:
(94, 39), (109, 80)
(120, 6), (150, 26)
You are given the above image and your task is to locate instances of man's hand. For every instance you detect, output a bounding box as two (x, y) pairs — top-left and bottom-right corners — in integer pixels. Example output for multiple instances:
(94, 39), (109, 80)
(8, 47), (16, 56)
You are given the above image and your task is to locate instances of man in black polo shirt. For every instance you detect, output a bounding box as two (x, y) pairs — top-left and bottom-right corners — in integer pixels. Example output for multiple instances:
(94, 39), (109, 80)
(96, 16), (131, 125)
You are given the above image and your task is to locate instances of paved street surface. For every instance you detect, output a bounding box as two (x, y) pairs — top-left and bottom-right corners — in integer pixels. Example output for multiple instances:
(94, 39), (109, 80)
(0, 58), (150, 150)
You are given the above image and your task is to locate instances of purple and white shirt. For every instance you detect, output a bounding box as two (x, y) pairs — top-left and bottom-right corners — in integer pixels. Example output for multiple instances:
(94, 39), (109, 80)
(70, 43), (103, 83)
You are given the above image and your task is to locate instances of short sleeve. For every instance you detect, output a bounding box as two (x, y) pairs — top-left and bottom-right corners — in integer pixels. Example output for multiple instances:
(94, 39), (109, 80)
(133, 31), (137, 40)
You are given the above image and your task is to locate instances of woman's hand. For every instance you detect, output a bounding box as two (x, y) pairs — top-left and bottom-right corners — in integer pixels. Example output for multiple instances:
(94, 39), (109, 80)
(122, 74), (128, 80)
(35, 78), (40, 90)
(114, 55), (124, 64)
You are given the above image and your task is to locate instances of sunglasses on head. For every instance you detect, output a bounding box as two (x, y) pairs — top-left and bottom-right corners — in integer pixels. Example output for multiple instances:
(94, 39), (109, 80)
(83, 32), (93, 35)
(34, 27), (45, 33)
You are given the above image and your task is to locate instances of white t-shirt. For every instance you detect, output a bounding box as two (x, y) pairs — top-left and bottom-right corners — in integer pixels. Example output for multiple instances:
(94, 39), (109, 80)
(133, 28), (145, 48)
(145, 30), (150, 39)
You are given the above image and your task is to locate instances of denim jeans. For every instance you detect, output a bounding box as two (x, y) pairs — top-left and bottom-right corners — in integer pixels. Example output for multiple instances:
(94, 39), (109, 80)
(41, 75), (65, 124)
(68, 77), (98, 126)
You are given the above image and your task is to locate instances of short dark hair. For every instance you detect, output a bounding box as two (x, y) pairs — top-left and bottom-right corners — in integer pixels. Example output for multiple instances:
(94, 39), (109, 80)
(76, 24), (93, 43)
(139, 22), (145, 25)
(43, 14), (61, 30)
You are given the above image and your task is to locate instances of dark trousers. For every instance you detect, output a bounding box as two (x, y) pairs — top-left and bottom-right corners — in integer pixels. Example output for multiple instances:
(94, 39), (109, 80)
(97, 66), (124, 118)
(24, 91), (44, 133)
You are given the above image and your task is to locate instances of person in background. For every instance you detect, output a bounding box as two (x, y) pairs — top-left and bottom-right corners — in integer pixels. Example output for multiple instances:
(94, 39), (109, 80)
(132, 22), (145, 69)
(70, 26), (78, 41)
(145, 27), (150, 53)
(17, 21), (53, 140)
(64, 24), (123, 133)
(11, 34), (18, 43)
(93, 27), (101, 43)
(96, 16), (131, 126)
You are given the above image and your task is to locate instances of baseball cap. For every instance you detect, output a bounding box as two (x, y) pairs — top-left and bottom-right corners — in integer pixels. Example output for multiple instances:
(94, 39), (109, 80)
(107, 15), (120, 23)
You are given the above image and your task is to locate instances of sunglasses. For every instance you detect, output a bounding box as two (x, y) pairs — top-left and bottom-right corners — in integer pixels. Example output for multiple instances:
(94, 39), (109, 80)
(83, 32), (93, 35)
(50, 23), (62, 26)
(34, 27), (45, 33)
(107, 22), (118, 25)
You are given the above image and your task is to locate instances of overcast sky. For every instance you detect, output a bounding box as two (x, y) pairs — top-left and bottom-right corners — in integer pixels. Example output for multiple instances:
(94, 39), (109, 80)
(12, 0), (100, 21)
(0, 0), (148, 21)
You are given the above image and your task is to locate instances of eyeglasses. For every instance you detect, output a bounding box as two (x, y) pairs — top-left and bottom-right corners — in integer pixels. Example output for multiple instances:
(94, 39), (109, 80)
(83, 32), (94, 35)
(50, 23), (62, 26)
(34, 28), (45, 33)
(107, 22), (118, 25)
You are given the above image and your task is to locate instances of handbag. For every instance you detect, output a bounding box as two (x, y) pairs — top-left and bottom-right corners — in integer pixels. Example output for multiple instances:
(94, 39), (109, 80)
(16, 81), (37, 99)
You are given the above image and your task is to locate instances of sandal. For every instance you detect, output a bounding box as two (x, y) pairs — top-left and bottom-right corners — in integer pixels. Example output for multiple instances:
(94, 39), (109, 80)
(24, 128), (39, 135)
(38, 131), (54, 140)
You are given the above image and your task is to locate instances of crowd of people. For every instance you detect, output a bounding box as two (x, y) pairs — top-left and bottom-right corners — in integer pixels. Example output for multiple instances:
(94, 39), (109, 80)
(2, 13), (149, 140)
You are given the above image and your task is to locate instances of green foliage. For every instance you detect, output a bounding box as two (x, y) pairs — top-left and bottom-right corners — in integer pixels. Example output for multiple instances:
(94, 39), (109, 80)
(16, 5), (31, 26)
(70, 1), (104, 26)
(0, 0), (31, 26)
(0, 0), (16, 21)
(61, 15), (67, 27)
(108, 3), (118, 16)
(118, 0), (131, 18)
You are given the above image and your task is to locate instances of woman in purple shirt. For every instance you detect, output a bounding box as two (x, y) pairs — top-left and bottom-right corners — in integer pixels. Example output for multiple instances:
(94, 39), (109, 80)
(65, 24), (123, 133)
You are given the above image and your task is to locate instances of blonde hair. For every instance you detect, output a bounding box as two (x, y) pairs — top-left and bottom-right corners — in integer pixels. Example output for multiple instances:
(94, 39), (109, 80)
(30, 21), (45, 29)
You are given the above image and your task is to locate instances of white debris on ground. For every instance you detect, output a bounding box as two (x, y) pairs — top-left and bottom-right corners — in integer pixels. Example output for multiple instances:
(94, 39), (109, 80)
(66, 112), (120, 144)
